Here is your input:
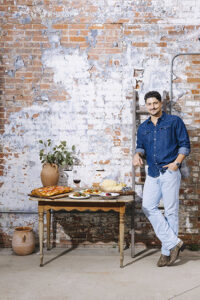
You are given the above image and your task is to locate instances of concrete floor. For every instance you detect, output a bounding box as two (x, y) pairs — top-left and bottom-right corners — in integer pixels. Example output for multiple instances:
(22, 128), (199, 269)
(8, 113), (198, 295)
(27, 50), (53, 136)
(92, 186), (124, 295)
(0, 245), (200, 300)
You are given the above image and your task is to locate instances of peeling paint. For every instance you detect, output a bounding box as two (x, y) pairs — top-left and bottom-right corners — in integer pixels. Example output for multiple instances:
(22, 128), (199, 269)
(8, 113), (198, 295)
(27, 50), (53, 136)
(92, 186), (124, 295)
(9, 0), (200, 25)
(42, 48), (91, 89)
(14, 56), (24, 70)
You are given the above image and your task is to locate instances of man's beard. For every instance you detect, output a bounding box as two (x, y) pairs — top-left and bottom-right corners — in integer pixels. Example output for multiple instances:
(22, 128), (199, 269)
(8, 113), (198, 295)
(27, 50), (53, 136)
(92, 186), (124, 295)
(150, 109), (161, 116)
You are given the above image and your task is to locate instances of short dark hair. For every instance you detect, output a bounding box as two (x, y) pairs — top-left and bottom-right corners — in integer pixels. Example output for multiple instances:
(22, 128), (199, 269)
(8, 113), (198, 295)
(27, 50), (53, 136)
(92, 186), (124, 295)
(144, 91), (162, 102)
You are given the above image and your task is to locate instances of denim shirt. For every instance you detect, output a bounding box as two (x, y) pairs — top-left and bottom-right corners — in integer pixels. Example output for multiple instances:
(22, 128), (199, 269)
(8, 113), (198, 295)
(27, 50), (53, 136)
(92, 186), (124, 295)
(135, 111), (191, 178)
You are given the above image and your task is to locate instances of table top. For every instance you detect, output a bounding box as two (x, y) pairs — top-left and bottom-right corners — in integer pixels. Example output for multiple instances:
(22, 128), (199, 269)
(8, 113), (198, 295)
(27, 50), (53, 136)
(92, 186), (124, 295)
(29, 195), (133, 203)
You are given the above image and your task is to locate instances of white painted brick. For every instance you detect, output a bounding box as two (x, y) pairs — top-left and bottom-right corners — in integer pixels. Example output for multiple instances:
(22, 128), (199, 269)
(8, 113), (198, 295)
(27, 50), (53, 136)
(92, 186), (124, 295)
(190, 137), (198, 141)
(111, 147), (121, 155)
(184, 119), (193, 125)
(192, 167), (200, 172)
(193, 173), (199, 177)
(182, 107), (193, 113)
(186, 229), (199, 234)
(185, 101), (196, 106)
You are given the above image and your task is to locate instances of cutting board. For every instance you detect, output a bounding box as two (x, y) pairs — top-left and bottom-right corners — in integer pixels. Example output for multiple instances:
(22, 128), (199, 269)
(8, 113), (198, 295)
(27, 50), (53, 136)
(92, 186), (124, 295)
(28, 192), (71, 200)
(117, 190), (134, 195)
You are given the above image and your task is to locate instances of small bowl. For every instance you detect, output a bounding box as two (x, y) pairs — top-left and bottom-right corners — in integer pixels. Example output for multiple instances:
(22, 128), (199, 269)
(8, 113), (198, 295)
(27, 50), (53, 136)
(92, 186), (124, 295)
(99, 192), (120, 199)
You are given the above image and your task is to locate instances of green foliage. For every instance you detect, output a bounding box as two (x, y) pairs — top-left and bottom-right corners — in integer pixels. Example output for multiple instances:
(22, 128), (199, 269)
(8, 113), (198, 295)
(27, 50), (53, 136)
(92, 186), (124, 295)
(39, 139), (76, 166)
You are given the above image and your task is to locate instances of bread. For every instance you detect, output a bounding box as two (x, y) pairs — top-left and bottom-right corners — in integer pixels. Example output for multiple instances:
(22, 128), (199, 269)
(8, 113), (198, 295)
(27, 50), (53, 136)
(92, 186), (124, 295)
(100, 180), (126, 192)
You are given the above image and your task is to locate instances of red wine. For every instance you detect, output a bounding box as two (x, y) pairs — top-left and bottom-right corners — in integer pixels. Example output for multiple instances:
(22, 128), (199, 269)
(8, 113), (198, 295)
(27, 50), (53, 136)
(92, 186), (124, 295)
(73, 179), (81, 184)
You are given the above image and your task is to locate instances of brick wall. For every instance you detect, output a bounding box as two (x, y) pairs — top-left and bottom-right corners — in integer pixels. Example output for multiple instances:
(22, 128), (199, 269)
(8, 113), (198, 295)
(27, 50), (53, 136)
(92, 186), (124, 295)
(173, 55), (200, 244)
(0, 0), (200, 248)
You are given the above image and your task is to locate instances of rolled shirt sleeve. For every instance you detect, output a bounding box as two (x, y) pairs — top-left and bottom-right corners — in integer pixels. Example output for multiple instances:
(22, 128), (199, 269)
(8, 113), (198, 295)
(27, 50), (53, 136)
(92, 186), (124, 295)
(178, 147), (190, 156)
(135, 126), (145, 156)
(175, 117), (191, 156)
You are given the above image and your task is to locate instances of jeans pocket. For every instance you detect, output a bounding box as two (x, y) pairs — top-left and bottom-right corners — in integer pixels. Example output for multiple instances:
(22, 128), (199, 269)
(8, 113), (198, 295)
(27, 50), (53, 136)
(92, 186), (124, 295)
(167, 168), (178, 174)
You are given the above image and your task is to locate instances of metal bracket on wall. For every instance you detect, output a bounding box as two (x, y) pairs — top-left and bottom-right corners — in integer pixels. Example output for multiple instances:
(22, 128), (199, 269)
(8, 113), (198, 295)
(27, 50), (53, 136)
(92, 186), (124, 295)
(170, 52), (200, 114)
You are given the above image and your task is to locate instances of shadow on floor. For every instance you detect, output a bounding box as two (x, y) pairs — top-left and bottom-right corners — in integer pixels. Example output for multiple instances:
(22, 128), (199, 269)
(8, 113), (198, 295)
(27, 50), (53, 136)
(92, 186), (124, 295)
(37, 242), (200, 267)
(42, 245), (78, 266)
(41, 246), (158, 267)
(168, 252), (200, 267)
(123, 248), (159, 268)
(123, 248), (200, 268)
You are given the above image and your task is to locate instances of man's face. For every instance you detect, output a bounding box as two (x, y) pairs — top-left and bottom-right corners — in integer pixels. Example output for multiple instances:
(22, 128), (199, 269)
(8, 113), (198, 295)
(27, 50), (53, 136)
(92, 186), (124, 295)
(145, 97), (162, 117)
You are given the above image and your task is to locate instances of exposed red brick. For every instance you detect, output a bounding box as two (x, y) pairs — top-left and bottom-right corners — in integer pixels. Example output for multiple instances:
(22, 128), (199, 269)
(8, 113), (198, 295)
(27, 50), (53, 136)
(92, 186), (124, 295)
(52, 24), (68, 29)
(132, 42), (149, 47)
(69, 36), (86, 42)
(168, 30), (185, 35)
(156, 42), (167, 47)
(132, 31), (147, 35)
(192, 61), (200, 64)
(187, 78), (200, 83)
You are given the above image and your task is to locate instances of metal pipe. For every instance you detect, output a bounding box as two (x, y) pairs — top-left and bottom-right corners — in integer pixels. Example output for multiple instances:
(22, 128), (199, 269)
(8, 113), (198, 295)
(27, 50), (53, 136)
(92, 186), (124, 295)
(170, 52), (200, 114)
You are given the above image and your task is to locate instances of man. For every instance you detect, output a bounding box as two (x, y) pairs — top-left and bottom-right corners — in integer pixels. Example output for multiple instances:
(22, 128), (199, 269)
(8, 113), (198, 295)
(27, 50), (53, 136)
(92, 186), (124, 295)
(133, 91), (190, 267)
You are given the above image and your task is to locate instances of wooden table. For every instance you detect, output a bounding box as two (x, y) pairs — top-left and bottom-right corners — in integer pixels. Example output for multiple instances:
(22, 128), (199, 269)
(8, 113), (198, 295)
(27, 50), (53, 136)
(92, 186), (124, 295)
(29, 195), (133, 268)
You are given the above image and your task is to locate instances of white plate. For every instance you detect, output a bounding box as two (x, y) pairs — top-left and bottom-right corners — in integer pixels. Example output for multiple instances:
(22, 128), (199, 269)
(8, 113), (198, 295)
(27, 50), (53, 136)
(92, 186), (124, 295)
(69, 193), (90, 199)
(99, 192), (120, 199)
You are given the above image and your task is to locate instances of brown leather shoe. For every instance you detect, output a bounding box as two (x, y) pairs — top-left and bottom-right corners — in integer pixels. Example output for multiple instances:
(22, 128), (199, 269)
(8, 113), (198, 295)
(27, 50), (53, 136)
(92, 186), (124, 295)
(167, 240), (185, 266)
(157, 254), (170, 267)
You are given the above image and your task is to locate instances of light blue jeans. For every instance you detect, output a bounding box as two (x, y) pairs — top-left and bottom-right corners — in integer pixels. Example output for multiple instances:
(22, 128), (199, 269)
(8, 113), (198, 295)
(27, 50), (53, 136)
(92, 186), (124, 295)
(142, 168), (181, 256)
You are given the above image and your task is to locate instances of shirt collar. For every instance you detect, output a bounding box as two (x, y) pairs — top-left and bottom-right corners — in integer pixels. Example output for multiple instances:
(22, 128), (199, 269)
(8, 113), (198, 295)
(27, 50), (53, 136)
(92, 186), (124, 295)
(147, 111), (166, 124)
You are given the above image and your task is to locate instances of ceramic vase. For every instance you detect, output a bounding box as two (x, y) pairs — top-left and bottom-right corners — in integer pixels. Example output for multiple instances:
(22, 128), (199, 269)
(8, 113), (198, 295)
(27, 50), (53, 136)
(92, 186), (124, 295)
(41, 163), (59, 186)
(12, 226), (35, 256)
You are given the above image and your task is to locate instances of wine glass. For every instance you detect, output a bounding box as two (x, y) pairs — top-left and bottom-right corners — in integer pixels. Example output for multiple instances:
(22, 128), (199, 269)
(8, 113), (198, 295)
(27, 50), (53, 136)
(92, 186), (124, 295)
(73, 170), (81, 190)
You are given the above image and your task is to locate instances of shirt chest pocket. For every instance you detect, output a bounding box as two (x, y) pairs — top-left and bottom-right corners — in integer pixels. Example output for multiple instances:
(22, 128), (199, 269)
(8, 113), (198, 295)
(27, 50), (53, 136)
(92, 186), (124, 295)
(159, 125), (171, 134)
(158, 125), (172, 142)
(141, 130), (151, 144)
(159, 125), (171, 130)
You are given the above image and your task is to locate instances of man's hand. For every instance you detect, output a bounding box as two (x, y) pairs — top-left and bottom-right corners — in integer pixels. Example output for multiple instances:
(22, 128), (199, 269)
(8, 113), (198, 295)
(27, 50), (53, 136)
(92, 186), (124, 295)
(163, 162), (178, 171)
(133, 153), (144, 167)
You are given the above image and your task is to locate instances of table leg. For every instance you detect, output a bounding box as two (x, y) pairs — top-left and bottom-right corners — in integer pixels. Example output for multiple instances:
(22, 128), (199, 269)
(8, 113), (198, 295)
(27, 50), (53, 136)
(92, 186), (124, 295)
(119, 206), (125, 268)
(46, 209), (51, 250)
(52, 212), (57, 248)
(38, 206), (44, 267)
(131, 200), (135, 258)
